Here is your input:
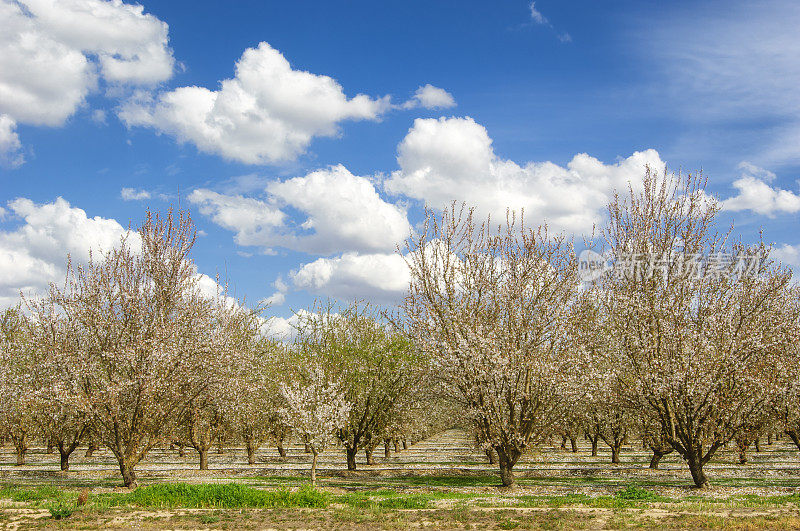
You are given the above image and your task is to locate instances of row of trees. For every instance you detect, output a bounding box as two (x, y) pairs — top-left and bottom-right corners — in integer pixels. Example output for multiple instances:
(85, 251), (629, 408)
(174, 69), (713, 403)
(401, 169), (800, 488)
(0, 211), (438, 487)
(2, 168), (799, 489)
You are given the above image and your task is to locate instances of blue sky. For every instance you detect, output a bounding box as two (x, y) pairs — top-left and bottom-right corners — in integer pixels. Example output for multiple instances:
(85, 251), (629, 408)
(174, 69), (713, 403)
(2, 0), (800, 331)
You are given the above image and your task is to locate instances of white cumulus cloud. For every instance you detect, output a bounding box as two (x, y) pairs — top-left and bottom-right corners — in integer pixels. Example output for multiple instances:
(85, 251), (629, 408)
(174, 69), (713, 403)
(0, 0), (173, 127)
(722, 162), (800, 216)
(290, 252), (409, 302)
(189, 165), (411, 255)
(0, 197), (136, 308)
(385, 116), (666, 234)
(120, 42), (391, 165)
(771, 243), (800, 270)
(0, 115), (24, 168)
(402, 84), (456, 110)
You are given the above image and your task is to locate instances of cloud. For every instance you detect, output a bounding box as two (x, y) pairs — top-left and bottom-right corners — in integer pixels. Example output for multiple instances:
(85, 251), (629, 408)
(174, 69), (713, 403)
(91, 109), (108, 125)
(262, 291), (285, 306)
(189, 165), (411, 255)
(529, 2), (547, 24)
(0, 0), (173, 167)
(187, 189), (286, 250)
(120, 42), (391, 165)
(290, 252), (409, 302)
(527, 2), (571, 41)
(771, 243), (800, 270)
(650, 0), (800, 165)
(0, 0), (173, 128)
(0, 197), (135, 308)
(722, 162), (800, 216)
(0, 115), (24, 168)
(0, 197), (246, 311)
(120, 187), (151, 201)
(402, 84), (456, 110)
(260, 277), (288, 307)
(384, 116), (666, 234)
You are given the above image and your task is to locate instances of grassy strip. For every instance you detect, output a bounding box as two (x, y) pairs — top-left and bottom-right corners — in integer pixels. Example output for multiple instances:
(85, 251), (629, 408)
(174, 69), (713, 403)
(97, 483), (329, 509)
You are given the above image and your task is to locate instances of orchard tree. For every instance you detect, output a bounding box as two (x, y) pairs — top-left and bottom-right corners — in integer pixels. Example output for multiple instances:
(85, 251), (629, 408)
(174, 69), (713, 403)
(22, 301), (87, 471)
(0, 307), (37, 466)
(403, 205), (584, 487)
(176, 293), (259, 471)
(280, 364), (351, 486)
(47, 209), (222, 487)
(598, 168), (799, 488)
(227, 336), (289, 465)
(293, 302), (421, 471)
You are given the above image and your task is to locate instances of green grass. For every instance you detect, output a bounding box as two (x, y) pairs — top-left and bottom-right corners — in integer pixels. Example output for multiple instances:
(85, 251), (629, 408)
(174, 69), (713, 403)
(45, 500), (75, 519)
(0, 485), (69, 503)
(97, 483), (329, 509)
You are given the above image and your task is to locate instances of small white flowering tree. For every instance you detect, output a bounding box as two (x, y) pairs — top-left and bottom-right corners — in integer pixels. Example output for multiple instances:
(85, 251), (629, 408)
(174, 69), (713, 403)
(280, 364), (351, 486)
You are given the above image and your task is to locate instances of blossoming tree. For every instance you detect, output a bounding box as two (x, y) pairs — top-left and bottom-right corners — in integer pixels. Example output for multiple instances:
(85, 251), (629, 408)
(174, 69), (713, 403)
(597, 168), (799, 488)
(280, 364), (351, 485)
(402, 205), (584, 487)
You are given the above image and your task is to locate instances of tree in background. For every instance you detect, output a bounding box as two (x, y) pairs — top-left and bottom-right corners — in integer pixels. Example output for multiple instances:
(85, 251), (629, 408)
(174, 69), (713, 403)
(0, 307), (37, 466)
(22, 300), (87, 471)
(292, 302), (422, 471)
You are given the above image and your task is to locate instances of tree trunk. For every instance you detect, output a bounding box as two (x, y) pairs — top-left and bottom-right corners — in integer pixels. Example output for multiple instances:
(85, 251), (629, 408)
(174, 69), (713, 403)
(570, 437), (578, 453)
(485, 447), (496, 464)
(346, 446), (358, 471)
(365, 447), (376, 465)
(59, 449), (71, 471)
(13, 434), (27, 466)
(738, 446), (748, 465)
(384, 439), (391, 458)
(245, 438), (256, 465)
(393, 439), (400, 452)
(199, 448), (209, 470)
(649, 450), (664, 469)
(767, 433), (773, 445)
(496, 447), (518, 488)
(310, 449), (318, 486)
(119, 459), (137, 488)
(590, 437), (598, 456)
(687, 454), (709, 489)
(277, 442), (287, 458)
(611, 445), (621, 464)
(85, 441), (98, 457)
(311, 449), (317, 487)
(305, 442), (312, 454)
(178, 444), (185, 457)
(15, 445), (26, 466)
(786, 430), (800, 451)
(402, 440), (407, 450)
(560, 435), (567, 450)
(216, 435), (224, 454)
(754, 438), (761, 453)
